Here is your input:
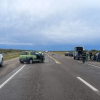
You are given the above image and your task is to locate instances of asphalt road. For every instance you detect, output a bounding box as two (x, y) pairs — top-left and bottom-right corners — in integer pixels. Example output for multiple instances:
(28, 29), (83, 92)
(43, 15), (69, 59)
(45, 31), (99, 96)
(0, 53), (100, 100)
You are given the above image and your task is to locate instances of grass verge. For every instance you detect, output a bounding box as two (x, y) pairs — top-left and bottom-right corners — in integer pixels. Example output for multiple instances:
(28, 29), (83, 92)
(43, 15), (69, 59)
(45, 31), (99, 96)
(0, 49), (23, 61)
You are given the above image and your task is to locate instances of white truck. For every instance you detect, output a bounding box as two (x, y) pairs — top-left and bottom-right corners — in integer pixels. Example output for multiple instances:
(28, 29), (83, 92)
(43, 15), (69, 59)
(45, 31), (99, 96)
(73, 47), (83, 60)
(0, 52), (3, 67)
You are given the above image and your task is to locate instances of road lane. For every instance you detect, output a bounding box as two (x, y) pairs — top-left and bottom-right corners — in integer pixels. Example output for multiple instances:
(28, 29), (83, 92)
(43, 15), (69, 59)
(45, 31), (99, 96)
(0, 55), (99, 100)
(0, 64), (26, 89)
(46, 53), (61, 64)
(48, 53), (100, 93)
(0, 57), (22, 79)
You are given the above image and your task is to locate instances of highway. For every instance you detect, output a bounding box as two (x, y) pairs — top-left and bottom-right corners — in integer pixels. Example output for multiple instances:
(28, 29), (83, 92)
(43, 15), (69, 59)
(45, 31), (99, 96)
(0, 53), (100, 100)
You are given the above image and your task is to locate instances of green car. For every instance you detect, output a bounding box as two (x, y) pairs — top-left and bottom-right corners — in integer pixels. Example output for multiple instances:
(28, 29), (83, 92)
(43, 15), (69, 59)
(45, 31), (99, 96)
(19, 51), (45, 64)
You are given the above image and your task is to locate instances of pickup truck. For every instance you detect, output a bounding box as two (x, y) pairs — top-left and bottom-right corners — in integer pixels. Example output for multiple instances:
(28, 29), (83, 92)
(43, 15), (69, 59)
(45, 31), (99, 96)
(0, 52), (3, 67)
(19, 51), (45, 64)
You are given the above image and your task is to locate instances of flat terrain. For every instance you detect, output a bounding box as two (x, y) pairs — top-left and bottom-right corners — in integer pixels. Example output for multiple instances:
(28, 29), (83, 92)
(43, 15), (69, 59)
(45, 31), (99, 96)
(0, 49), (22, 60)
(0, 53), (100, 100)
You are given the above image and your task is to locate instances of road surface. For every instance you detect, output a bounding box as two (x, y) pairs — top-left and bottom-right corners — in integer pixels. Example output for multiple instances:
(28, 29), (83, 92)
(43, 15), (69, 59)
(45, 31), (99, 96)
(0, 53), (100, 100)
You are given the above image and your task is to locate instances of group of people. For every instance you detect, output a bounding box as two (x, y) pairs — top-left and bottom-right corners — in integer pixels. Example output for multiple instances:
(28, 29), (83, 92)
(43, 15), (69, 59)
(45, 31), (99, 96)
(82, 51), (92, 61)
(82, 51), (100, 62)
(92, 53), (100, 61)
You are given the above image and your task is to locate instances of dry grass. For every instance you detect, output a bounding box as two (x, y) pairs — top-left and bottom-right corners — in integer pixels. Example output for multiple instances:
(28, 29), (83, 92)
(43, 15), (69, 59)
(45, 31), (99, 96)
(0, 49), (22, 61)
(53, 50), (100, 56)
(3, 52), (21, 60)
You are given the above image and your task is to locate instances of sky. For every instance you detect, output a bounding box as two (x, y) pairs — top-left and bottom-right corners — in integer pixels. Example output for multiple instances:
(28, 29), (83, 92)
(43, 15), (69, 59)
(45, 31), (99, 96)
(0, 0), (100, 51)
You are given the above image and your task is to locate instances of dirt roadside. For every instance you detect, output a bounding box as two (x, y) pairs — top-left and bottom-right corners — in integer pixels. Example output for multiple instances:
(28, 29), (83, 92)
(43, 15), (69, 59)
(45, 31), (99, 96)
(0, 57), (22, 79)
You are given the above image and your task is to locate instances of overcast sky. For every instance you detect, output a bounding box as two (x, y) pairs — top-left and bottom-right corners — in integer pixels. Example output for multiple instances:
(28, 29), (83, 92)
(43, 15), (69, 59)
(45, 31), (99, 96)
(0, 0), (100, 50)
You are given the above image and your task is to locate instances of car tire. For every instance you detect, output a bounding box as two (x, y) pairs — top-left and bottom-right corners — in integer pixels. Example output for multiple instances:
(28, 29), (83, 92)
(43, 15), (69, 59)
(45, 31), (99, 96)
(74, 56), (76, 60)
(0, 59), (3, 67)
(40, 57), (44, 63)
(42, 59), (44, 63)
(20, 61), (24, 63)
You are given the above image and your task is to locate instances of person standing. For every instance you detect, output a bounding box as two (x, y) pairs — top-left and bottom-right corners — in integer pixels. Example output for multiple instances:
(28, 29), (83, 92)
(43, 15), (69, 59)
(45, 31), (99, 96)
(89, 52), (92, 60)
(97, 53), (100, 62)
(86, 52), (88, 61)
(93, 53), (96, 61)
(82, 51), (86, 63)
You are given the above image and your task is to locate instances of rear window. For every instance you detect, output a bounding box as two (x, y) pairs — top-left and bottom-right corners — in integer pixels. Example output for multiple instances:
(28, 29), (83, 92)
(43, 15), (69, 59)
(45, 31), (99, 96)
(76, 47), (83, 51)
(30, 52), (35, 55)
(20, 52), (28, 55)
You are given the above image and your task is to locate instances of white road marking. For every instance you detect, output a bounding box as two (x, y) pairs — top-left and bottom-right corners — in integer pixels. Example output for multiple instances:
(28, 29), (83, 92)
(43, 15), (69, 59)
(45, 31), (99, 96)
(87, 64), (100, 68)
(0, 64), (26, 89)
(77, 77), (98, 92)
(66, 56), (100, 69)
(77, 61), (82, 63)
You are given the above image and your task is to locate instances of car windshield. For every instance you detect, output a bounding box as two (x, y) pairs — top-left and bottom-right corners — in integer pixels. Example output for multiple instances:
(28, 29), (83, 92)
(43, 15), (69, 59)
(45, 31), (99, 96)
(30, 52), (35, 55)
(20, 52), (27, 55)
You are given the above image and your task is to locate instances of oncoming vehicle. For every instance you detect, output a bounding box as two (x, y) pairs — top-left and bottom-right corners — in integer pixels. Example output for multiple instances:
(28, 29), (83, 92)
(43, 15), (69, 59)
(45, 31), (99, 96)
(0, 52), (3, 67)
(65, 52), (73, 57)
(45, 51), (48, 53)
(68, 52), (73, 57)
(73, 46), (83, 60)
(19, 51), (45, 64)
(65, 52), (69, 56)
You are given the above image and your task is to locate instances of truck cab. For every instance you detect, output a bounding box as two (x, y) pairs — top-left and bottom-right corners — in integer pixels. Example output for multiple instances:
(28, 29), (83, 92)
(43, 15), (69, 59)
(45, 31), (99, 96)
(73, 47), (83, 60)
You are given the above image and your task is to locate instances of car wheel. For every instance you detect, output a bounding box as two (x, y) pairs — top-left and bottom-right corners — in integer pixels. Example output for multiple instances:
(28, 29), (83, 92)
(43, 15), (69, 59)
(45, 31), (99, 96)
(42, 59), (44, 63)
(74, 56), (76, 60)
(0, 60), (3, 67)
(20, 61), (24, 63)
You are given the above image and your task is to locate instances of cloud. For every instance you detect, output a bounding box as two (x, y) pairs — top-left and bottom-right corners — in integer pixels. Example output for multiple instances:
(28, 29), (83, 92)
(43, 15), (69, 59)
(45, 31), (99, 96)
(43, 19), (100, 45)
(0, 0), (100, 48)
(0, 42), (34, 46)
(0, 0), (100, 19)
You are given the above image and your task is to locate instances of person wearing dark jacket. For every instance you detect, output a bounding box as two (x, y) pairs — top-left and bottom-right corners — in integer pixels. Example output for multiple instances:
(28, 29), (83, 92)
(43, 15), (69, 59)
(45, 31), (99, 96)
(93, 53), (96, 61)
(82, 51), (86, 63)
(86, 52), (88, 61)
(97, 53), (100, 62)
(89, 52), (92, 60)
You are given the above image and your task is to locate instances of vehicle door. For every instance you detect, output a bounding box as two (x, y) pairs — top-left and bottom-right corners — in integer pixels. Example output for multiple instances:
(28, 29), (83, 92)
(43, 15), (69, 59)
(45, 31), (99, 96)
(20, 52), (28, 59)
(30, 52), (37, 61)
